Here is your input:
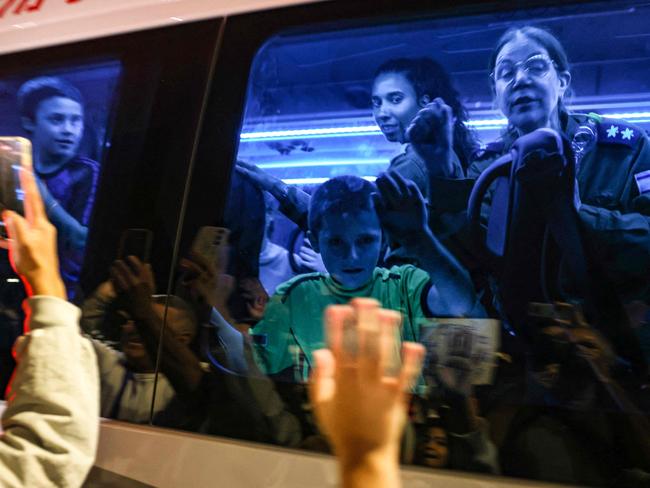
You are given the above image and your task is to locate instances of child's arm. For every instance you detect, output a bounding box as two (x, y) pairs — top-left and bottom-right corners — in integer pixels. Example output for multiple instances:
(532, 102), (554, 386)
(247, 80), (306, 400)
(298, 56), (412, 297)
(236, 160), (311, 231)
(374, 172), (479, 317)
(36, 178), (87, 251)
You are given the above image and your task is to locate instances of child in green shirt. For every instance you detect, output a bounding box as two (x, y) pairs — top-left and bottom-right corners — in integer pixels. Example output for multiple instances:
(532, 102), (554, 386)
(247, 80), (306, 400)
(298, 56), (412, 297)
(250, 173), (482, 380)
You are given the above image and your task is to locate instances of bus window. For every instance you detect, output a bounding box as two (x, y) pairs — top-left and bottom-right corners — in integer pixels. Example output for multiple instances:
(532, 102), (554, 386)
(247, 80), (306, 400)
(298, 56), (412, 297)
(0, 19), (225, 434)
(156, 1), (650, 486)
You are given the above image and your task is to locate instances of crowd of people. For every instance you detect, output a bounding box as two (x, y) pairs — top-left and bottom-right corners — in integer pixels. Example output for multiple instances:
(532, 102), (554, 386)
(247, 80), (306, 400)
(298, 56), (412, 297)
(0, 24), (648, 488)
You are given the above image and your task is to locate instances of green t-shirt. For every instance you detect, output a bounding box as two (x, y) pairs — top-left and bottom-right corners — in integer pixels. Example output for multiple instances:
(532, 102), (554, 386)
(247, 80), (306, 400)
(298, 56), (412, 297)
(251, 264), (432, 380)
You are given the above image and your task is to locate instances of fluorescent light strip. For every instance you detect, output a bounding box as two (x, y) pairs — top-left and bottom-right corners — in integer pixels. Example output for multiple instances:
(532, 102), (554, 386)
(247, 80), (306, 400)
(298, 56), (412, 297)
(282, 176), (377, 185)
(240, 125), (378, 140)
(240, 119), (508, 141)
(605, 111), (650, 120)
(259, 159), (388, 169)
(240, 111), (650, 142)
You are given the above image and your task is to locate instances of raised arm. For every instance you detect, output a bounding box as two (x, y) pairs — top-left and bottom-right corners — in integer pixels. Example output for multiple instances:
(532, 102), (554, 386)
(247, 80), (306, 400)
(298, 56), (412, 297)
(110, 257), (204, 396)
(374, 172), (481, 317)
(0, 166), (99, 487)
(236, 160), (311, 231)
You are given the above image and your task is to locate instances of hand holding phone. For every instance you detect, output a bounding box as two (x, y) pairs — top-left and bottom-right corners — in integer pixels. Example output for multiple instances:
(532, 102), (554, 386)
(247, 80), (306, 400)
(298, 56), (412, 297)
(190, 226), (230, 272)
(118, 228), (153, 263)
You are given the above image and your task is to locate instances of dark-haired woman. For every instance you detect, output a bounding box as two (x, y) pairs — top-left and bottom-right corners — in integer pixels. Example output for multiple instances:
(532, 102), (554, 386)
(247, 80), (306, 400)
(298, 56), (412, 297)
(371, 57), (477, 201)
(237, 56), (478, 232)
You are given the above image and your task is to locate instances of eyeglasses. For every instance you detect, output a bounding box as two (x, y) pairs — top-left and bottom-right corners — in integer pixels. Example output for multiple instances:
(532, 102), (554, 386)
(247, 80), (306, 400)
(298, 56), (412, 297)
(491, 54), (558, 84)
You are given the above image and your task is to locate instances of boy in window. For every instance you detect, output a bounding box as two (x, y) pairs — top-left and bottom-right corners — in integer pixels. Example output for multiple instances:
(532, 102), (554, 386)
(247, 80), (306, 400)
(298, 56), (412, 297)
(212, 173), (482, 381)
(17, 76), (100, 296)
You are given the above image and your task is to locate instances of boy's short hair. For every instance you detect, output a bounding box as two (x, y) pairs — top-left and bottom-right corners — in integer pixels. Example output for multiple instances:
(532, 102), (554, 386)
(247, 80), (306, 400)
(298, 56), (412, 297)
(308, 175), (376, 239)
(17, 76), (84, 121)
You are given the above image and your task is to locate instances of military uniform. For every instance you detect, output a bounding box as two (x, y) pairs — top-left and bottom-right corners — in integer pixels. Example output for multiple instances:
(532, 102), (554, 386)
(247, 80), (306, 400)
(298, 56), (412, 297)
(429, 113), (650, 304)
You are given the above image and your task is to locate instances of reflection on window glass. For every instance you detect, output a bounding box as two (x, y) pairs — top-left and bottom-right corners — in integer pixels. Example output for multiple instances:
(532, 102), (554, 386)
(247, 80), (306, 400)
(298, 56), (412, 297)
(159, 2), (650, 486)
(0, 60), (121, 395)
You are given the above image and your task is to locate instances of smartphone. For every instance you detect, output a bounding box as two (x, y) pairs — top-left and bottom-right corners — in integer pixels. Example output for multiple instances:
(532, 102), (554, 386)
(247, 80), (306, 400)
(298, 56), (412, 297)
(118, 228), (153, 263)
(191, 226), (230, 270)
(0, 137), (32, 238)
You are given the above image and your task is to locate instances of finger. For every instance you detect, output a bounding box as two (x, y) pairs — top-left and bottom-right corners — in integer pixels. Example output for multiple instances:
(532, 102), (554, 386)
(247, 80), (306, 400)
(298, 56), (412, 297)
(109, 262), (130, 292)
(236, 160), (255, 170)
(218, 273), (235, 297)
(3, 210), (26, 244)
(351, 299), (381, 378)
(179, 257), (203, 277)
(351, 297), (380, 332)
(390, 172), (412, 200)
(112, 259), (137, 289)
(376, 173), (401, 208)
(187, 250), (210, 271)
(144, 263), (155, 290)
(422, 102), (443, 119)
(370, 192), (387, 218)
(126, 255), (143, 272)
(324, 304), (354, 363)
(398, 342), (426, 392)
(309, 348), (336, 406)
(299, 245), (316, 257)
(215, 244), (229, 275)
(19, 168), (45, 224)
(404, 177), (423, 202)
(378, 309), (402, 378)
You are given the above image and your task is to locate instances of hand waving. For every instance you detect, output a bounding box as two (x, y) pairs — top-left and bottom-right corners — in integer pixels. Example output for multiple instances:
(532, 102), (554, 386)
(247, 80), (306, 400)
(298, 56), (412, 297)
(373, 172), (429, 246)
(309, 298), (424, 468)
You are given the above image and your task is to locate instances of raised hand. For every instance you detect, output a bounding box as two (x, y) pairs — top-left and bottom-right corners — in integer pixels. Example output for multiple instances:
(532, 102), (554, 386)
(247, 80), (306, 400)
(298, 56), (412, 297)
(109, 256), (155, 320)
(406, 98), (460, 178)
(235, 160), (283, 193)
(293, 237), (326, 273)
(2, 166), (65, 299)
(309, 298), (424, 487)
(373, 171), (429, 246)
(179, 239), (234, 318)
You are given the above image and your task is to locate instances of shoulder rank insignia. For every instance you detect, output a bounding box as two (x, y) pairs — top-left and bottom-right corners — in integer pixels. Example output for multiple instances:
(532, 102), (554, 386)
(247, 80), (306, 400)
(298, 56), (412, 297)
(635, 169), (650, 195)
(597, 118), (641, 147)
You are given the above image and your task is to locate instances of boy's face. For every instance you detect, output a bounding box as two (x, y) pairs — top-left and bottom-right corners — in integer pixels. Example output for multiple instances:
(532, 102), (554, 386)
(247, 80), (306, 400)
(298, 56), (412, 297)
(29, 96), (84, 163)
(313, 209), (382, 289)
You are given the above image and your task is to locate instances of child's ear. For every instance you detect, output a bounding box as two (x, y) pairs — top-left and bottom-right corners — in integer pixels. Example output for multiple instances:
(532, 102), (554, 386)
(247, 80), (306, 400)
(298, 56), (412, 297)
(21, 116), (35, 133)
(306, 230), (319, 253)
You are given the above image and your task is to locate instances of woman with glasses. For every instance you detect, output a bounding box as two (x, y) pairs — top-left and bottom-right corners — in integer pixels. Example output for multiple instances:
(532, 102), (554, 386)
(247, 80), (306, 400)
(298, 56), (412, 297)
(485, 27), (649, 304)
(421, 26), (650, 306)
(442, 26), (650, 486)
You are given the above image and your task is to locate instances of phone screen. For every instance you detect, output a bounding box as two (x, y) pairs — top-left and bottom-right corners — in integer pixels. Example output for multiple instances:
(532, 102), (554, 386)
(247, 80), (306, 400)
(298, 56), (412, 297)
(0, 137), (32, 216)
(0, 137), (32, 239)
(118, 229), (153, 263)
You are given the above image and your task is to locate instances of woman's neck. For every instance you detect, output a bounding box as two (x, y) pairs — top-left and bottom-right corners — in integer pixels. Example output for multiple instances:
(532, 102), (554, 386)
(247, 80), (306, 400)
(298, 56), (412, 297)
(515, 109), (562, 137)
